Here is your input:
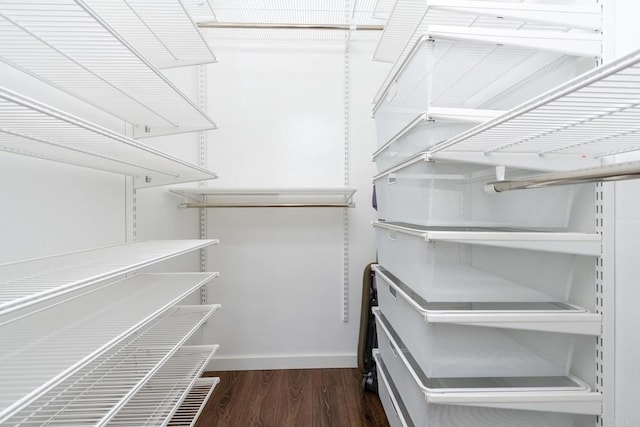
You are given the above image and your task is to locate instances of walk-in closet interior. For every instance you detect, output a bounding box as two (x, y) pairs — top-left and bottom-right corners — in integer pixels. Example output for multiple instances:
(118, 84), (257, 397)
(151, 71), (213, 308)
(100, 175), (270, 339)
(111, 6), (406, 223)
(1, 0), (640, 425)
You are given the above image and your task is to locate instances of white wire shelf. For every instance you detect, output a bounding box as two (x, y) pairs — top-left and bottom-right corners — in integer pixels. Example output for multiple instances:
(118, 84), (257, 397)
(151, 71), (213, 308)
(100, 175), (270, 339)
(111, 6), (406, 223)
(431, 47), (640, 172)
(0, 273), (218, 421)
(374, 265), (601, 335)
(373, 0), (601, 64)
(196, 0), (383, 42)
(167, 377), (219, 427)
(2, 304), (220, 426)
(181, 0), (217, 24)
(169, 187), (358, 208)
(108, 345), (219, 426)
(0, 239), (218, 316)
(0, 1), (217, 138)
(200, 0), (381, 26)
(83, 0), (217, 69)
(372, 221), (602, 256)
(0, 88), (218, 187)
(372, 0), (395, 21)
(202, 27), (381, 42)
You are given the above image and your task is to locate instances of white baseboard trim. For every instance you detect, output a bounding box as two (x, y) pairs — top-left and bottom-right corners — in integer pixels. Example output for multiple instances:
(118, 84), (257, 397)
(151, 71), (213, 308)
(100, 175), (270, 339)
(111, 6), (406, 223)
(206, 353), (357, 371)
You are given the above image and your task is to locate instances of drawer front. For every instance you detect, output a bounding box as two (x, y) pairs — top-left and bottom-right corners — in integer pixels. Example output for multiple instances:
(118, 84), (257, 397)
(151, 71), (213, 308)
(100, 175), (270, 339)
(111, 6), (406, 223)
(374, 312), (579, 427)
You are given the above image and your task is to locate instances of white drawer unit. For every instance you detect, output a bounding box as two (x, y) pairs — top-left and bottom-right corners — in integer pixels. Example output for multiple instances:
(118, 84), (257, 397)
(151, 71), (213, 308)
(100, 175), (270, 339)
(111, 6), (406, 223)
(374, 267), (600, 378)
(372, 111), (497, 173)
(374, 312), (602, 427)
(368, 2), (620, 425)
(373, 221), (600, 303)
(372, 33), (592, 148)
(374, 154), (577, 230)
(376, 344), (413, 427)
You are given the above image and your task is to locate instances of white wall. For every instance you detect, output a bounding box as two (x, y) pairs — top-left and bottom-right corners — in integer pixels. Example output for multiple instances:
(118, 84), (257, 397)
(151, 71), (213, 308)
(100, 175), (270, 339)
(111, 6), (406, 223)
(200, 39), (390, 370)
(0, 62), (127, 264)
(0, 154), (125, 264)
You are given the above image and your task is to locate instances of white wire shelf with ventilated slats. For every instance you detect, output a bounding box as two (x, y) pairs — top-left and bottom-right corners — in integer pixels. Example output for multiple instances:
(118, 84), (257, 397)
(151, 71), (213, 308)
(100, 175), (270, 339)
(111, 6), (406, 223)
(430, 47), (640, 172)
(199, 0), (380, 27)
(195, 0), (383, 42)
(0, 88), (218, 187)
(83, 0), (217, 69)
(0, 273), (218, 424)
(1, 304), (220, 426)
(169, 187), (358, 208)
(108, 345), (219, 426)
(167, 377), (219, 427)
(181, 0), (217, 24)
(0, 239), (218, 316)
(372, 0), (395, 21)
(0, 0), (217, 138)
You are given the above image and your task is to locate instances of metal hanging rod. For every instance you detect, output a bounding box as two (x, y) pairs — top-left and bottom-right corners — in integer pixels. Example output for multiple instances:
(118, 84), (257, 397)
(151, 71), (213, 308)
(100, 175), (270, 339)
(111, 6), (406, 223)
(197, 22), (383, 30)
(181, 202), (354, 208)
(169, 187), (357, 208)
(485, 161), (640, 193)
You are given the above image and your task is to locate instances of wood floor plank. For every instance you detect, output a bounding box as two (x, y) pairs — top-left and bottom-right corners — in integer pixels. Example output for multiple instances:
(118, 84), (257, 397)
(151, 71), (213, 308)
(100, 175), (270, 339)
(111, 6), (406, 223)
(341, 369), (389, 427)
(311, 369), (350, 426)
(195, 368), (389, 427)
(197, 371), (238, 425)
(251, 370), (283, 426)
(275, 369), (312, 425)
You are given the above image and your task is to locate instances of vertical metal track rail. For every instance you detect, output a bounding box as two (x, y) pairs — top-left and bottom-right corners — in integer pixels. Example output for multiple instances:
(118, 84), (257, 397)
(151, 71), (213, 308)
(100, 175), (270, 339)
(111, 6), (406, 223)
(595, 182), (604, 427)
(596, 181), (615, 427)
(198, 64), (208, 305)
(125, 121), (137, 245)
(596, 3), (613, 425)
(341, 0), (352, 323)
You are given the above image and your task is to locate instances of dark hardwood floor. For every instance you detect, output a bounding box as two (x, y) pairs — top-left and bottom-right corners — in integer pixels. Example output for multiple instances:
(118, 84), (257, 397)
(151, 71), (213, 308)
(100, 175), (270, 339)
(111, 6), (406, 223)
(195, 368), (389, 427)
